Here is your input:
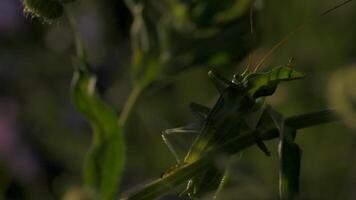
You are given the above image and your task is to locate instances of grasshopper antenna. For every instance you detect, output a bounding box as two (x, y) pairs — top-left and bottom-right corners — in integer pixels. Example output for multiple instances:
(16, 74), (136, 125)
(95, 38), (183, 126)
(253, 0), (353, 72)
(242, 0), (255, 76)
(321, 0), (353, 16)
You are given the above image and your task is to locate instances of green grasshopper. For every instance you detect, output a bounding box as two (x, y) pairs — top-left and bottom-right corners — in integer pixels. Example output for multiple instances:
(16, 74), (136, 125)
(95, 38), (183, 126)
(159, 1), (354, 198)
(121, 2), (352, 200)
(161, 65), (304, 198)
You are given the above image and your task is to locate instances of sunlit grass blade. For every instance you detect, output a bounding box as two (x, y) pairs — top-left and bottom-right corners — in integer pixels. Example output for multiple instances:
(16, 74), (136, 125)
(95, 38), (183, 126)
(279, 139), (301, 200)
(267, 106), (301, 200)
(71, 58), (125, 200)
(285, 109), (338, 130)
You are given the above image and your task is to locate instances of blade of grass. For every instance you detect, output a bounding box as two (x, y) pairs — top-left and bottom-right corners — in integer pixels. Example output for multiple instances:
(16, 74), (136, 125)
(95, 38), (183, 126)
(268, 108), (301, 200)
(278, 139), (301, 200)
(285, 109), (339, 129)
(121, 109), (340, 200)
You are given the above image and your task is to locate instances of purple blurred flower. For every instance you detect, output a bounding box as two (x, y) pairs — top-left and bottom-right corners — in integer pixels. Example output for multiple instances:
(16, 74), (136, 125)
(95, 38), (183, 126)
(0, 98), (39, 182)
(0, 0), (23, 33)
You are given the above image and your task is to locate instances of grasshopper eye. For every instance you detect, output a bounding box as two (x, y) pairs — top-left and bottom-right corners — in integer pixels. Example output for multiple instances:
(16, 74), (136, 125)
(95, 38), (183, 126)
(232, 74), (244, 84)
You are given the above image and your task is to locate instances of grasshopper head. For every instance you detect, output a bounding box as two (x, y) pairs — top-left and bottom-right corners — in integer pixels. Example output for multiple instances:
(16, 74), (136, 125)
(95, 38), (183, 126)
(232, 73), (244, 84)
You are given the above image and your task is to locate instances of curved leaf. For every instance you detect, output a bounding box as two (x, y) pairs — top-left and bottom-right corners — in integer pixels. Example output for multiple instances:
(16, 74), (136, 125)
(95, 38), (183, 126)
(71, 58), (125, 200)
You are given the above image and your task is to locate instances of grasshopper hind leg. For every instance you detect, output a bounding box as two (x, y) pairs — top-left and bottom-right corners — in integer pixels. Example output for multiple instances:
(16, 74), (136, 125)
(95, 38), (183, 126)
(161, 132), (181, 163)
(161, 123), (201, 163)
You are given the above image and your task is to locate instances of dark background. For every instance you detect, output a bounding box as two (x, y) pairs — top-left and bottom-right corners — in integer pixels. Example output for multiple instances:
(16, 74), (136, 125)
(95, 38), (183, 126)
(0, 0), (356, 199)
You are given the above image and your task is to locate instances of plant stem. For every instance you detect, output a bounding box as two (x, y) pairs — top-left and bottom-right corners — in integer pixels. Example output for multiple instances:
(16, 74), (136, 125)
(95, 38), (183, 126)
(65, 6), (86, 60)
(119, 85), (143, 126)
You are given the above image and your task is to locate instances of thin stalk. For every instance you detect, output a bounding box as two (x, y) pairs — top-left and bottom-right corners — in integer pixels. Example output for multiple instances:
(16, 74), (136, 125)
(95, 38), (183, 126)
(119, 85), (143, 126)
(65, 6), (86, 60)
(66, 5), (144, 128)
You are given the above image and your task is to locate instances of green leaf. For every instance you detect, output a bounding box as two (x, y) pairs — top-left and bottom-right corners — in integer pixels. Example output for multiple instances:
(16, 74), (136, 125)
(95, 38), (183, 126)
(71, 58), (126, 200)
(125, 0), (254, 78)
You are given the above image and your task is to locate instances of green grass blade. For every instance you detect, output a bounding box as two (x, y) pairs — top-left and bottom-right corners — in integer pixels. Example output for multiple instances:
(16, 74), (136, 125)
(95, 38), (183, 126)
(268, 107), (301, 200)
(122, 159), (211, 200)
(279, 139), (301, 200)
(122, 132), (259, 200)
(122, 108), (339, 200)
(72, 58), (125, 200)
(285, 109), (339, 130)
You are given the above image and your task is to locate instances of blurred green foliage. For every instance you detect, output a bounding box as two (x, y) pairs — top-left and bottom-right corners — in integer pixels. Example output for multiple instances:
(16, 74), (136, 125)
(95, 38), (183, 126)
(126, 0), (255, 94)
(71, 58), (125, 200)
(0, 0), (355, 199)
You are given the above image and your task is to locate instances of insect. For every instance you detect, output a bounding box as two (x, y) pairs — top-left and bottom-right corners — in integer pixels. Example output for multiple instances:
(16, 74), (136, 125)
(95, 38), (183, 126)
(160, 0), (353, 199)
(161, 65), (304, 198)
